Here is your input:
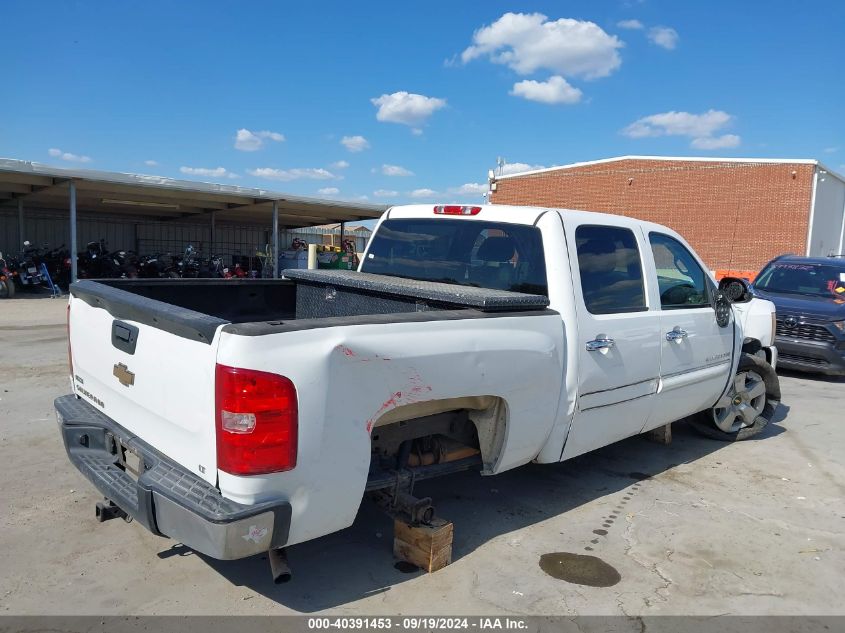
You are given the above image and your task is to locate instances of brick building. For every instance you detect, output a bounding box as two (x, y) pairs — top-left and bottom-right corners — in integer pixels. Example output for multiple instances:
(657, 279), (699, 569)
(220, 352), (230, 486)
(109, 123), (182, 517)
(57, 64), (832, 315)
(488, 156), (845, 277)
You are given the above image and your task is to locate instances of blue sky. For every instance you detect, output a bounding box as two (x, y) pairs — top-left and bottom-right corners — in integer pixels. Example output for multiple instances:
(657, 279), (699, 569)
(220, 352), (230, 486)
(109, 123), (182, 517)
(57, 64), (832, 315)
(2, 0), (843, 205)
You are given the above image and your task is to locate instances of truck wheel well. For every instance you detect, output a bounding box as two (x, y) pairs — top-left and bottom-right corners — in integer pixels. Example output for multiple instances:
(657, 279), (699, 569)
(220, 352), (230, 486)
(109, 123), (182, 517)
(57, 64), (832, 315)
(370, 397), (508, 474)
(742, 338), (762, 355)
(741, 338), (771, 364)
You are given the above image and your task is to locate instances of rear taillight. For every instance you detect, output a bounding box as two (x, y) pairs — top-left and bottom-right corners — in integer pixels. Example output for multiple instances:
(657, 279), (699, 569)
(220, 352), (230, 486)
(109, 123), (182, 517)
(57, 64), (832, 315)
(434, 205), (481, 215)
(215, 364), (298, 475)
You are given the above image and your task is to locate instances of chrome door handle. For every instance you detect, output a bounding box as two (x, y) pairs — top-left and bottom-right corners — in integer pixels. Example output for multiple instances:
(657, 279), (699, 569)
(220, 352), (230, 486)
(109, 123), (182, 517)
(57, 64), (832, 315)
(666, 327), (688, 342)
(586, 337), (615, 352)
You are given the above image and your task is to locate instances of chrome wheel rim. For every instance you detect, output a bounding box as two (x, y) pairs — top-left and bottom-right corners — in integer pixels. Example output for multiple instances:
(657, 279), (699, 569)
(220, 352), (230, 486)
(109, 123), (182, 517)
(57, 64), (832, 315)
(712, 370), (767, 433)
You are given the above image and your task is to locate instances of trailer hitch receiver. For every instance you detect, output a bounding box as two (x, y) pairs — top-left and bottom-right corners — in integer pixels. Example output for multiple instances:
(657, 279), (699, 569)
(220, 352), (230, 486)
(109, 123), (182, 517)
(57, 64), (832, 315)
(95, 499), (129, 523)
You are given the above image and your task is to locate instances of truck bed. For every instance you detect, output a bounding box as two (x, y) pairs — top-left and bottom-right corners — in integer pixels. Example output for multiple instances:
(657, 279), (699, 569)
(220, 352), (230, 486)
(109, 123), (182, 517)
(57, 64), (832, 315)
(72, 271), (550, 343)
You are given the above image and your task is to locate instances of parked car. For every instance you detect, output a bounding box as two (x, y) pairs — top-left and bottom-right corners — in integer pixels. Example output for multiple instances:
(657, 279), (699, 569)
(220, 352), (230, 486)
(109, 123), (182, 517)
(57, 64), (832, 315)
(751, 254), (845, 375)
(56, 204), (779, 575)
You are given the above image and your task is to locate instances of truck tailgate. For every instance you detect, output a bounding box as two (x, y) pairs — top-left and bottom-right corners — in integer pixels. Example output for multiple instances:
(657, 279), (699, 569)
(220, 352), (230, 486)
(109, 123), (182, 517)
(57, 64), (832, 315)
(68, 292), (221, 485)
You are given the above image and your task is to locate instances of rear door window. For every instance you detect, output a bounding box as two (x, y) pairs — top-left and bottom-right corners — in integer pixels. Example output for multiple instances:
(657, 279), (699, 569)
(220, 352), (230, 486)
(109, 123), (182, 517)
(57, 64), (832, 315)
(575, 225), (647, 314)
(361, 218), (548, 295)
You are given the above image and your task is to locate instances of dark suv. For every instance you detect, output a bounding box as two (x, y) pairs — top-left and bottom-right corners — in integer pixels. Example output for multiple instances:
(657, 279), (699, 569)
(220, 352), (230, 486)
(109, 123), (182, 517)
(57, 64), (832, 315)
(752, 255), (845, 375)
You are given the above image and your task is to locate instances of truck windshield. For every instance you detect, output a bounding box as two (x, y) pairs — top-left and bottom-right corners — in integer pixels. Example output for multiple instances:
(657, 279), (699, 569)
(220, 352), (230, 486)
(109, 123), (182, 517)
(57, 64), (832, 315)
(361, 218), (548, 295)
(755, 261), (845, 297)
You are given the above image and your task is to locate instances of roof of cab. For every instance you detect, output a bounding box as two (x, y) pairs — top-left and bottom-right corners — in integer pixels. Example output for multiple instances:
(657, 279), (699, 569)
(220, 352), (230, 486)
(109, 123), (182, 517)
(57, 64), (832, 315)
(386, 203), (660, 227)
(384, 203), (687, 239)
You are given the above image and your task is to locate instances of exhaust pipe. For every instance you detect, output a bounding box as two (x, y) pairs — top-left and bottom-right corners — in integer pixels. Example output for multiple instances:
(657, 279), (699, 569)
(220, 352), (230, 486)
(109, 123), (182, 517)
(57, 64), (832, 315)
(268, 547), (292, 584)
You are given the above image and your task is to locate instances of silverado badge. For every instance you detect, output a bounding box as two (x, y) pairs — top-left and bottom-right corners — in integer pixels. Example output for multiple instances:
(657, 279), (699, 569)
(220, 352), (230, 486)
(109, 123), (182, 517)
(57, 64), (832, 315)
(113, 363), (135, 387)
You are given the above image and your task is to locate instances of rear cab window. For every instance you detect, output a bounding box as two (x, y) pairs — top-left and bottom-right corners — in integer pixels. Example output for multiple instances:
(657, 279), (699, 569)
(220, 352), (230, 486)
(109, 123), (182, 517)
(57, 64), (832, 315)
(574, 225), (647, 314)
(361, 218), (548, 295)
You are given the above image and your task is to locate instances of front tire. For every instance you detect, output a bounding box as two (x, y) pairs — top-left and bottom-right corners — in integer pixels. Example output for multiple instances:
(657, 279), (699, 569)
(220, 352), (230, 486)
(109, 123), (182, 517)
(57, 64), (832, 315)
(691, 353), (780, 441)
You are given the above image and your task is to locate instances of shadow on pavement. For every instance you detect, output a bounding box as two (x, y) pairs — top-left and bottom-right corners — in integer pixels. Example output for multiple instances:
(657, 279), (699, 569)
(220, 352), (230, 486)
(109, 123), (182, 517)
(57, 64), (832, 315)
(173, 416), (786, 612)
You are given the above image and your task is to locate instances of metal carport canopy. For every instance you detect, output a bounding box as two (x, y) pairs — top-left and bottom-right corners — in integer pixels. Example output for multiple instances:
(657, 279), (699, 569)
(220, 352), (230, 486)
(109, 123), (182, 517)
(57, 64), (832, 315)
(0, 157), (389, 281)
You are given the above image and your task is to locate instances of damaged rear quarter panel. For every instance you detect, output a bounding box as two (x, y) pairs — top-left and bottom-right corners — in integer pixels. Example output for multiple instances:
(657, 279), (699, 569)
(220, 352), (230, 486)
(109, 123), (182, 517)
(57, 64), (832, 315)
(215, 311), (564, 546)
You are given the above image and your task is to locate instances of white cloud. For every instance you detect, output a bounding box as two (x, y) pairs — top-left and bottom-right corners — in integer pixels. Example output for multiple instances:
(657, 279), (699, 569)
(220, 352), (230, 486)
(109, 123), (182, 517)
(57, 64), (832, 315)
(617, 19), (644, 30)
(499, 162), (547, 175)
(461, 12), (623, 79)
(450, 183), (489, 195)
(411, 128), (424, 136)
(371, 92), (447, 127)
(180, 166), (239, 179)
(623, 110), (740, 149)
(623, 110), (732, 138)
(330, 160), (350, 169)
(410, 188), (438, 198)
(823, 146), (839, 153)
(381, 164), (414, 177)
(317, 187), (340, 195)
(648, 26), (679, 50)
(341, 135), (370, 152)
(143, 159), (158, 166)
(247, 167), (336, 182)
(357, 195), (370, 201)
(510, 75), (583, 105)
(374, 189), (398, 198)
(234, 128), (285, 151)
(690, 134), (741, 150)
(48, 148), (92, 163)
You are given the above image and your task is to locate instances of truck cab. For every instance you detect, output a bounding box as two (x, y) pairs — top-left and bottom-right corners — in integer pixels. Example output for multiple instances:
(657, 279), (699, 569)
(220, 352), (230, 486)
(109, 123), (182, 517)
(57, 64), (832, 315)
(367, 205), (778, 457)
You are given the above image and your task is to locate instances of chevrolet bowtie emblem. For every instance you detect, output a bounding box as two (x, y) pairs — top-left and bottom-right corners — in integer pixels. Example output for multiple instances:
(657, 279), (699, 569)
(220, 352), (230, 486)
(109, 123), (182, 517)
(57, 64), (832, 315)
(113, 363), (135, 387)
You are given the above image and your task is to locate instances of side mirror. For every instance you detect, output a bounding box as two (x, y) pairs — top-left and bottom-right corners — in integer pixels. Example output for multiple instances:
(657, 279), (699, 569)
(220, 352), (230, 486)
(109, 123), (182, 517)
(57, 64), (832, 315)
(718, 276), (752, 303)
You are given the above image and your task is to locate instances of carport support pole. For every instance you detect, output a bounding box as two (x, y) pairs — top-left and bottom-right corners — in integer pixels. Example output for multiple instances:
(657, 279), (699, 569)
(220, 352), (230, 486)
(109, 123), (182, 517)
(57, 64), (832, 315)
(17, 198), (24, 247)
(69, 181), (78, 283)
(210, 211), (216, 255)
(272, 200), (279, 279)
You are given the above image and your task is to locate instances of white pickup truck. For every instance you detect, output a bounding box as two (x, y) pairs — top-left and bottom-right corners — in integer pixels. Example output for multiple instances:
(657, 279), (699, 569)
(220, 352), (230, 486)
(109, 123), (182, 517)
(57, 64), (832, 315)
(57, 204), (779, 572)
